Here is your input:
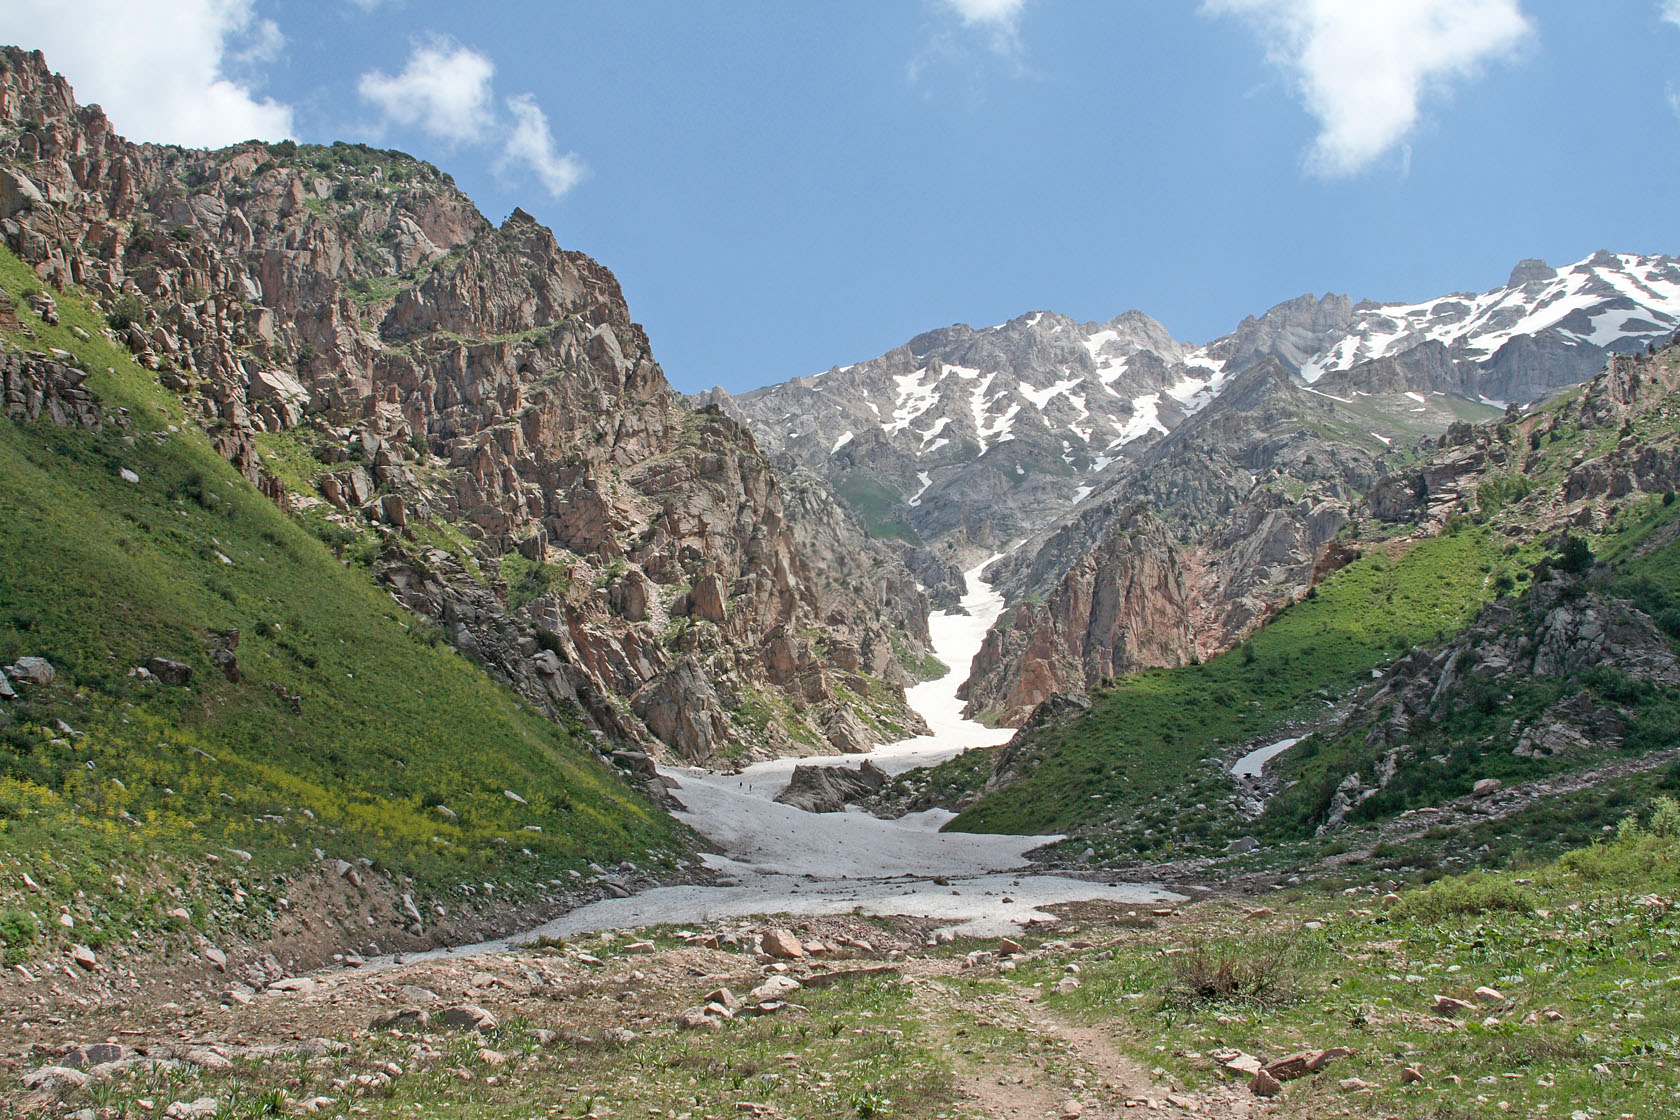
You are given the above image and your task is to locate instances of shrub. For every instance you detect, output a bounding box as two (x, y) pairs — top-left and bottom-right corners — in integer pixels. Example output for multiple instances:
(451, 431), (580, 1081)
(107, 293), (146, 332)
(1162, 930), (1318, 1008)
(1388, 874), (1536, 922)
(0, 908), (40, 963)
(1554, 534), (1595, 575)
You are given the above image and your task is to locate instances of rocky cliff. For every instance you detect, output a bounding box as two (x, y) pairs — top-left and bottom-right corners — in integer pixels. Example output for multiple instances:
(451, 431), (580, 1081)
(958, 506), (1195, 725)
(961, 360), (1377, 721)
(0, 47), (930, 762)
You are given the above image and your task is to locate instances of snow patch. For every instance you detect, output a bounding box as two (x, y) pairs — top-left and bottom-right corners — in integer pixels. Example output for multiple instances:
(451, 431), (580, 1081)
(1232, 737), (1300, 779)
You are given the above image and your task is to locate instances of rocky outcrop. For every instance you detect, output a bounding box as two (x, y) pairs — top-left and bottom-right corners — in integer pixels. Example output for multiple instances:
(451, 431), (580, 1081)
(0, 47), (925, 763)
(1311, 573), (1680, 833)
(961, 508), (1194, 724)
(1365, 349), (1680, 535)
(982, 692), (1092, 794)
(2, 348), (110, 430)
(773, 760), (888, 813)
(965, 361), (1370, 722)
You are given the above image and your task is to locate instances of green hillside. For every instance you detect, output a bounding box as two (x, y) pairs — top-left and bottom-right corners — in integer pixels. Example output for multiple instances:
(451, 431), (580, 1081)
(0, 248), (686, 962)
(915, 344), (1680, 868)
(939, 527), (1512, 856)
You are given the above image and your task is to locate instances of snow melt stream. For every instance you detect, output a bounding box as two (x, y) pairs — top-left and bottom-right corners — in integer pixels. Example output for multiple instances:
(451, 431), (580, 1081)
(497, 557), (1182, 942)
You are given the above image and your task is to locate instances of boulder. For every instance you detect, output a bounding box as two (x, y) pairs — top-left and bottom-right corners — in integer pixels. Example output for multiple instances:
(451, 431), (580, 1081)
(268, 976), (317, 994)
(212, 648), (239, 683)
(441, 1004), (498, 1033)
(773, 760), (888, 813)
(62, 1043), (125, 1069)
(5, 656), (55, 685)
(146, 657), (193, 686)
(1263, 1048), (1352, 1080)
(0, 168), (44, 218)
(675, 1007), (724, 1031)
(760, 928), (805, 959)
(184, 1048), (233, 1071)
(21, 1066), (90, 1096)
(685, 572), (728, 624)
(748, 975), (802, 1002)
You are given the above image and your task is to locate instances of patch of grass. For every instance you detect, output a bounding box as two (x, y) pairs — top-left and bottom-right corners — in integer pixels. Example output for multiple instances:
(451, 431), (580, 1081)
(500, 550), (573, 611)
(1162, 928), (1322, 1009)
(836, 471), (921, 544)
(1388, 875), (1537, 922)
(890, 631), (947, 683)
(1040, 802), (1680, 1118)
(252, 429), (328, 495)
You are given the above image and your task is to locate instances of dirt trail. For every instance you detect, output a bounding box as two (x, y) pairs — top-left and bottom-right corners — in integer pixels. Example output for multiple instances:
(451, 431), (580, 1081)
(908, 962), (1263, 1119)
(4, 909), (1292, 1119)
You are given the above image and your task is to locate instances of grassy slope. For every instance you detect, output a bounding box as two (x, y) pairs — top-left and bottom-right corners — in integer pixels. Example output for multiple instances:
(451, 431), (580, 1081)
(836, 471), (922, 544)
(0, 248), (685, 960)
(942, 527), (1508, 856)
(937, 352), (1680, 858)
(1036, 804), (1680, 1120)
(1262, 495), (1680, 840)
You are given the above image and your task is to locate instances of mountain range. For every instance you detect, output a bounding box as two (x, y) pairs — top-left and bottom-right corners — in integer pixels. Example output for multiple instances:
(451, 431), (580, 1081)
(721, 251), (1680, 723)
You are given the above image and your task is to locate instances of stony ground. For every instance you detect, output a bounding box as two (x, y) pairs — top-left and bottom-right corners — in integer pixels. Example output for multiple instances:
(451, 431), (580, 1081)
(4, 904), (1268, 1120)
(11, 849), (1678, 1120)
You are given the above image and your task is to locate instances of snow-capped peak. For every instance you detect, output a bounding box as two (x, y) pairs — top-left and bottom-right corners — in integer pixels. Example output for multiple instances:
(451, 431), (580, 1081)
(1298, 251), (1680, 383)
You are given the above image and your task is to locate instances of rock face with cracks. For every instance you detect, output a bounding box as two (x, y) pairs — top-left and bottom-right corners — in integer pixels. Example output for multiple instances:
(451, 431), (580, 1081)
(0, 46), (931, 761)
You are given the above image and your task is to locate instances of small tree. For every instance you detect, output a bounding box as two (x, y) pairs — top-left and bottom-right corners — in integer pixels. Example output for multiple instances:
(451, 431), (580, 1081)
(1555, 534), (1594, 575)
(107, 293), (146, 331)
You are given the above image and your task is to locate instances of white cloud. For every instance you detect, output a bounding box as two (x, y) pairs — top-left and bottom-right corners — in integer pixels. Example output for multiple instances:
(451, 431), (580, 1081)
(1664, 1), (1680, 28)
(940, 0), (1027, 54)
(357, 43), (585, 199)
(357, 38), (495, 143)
(1207, 0), (1533, 176)
(945, 0), (1026, 28)
(498, 94), (588, 198)
(0, 0), (293, 147)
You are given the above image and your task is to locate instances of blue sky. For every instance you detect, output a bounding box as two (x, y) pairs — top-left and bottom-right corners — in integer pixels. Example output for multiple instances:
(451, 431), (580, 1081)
(5, 1), (1680, 393)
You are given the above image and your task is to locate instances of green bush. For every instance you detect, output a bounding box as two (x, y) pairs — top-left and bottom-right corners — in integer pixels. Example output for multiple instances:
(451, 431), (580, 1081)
(1555, 534), (1594, 575)
(1388, 873), (1536, 921)
(107, 293), (146, 331)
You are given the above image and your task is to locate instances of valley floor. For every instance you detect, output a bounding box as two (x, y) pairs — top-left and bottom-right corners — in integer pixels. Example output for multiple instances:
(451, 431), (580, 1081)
(478, 557), (1183, 945)
(13, 559), (1680, 1120)
(10, 851), (1678, 1120)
